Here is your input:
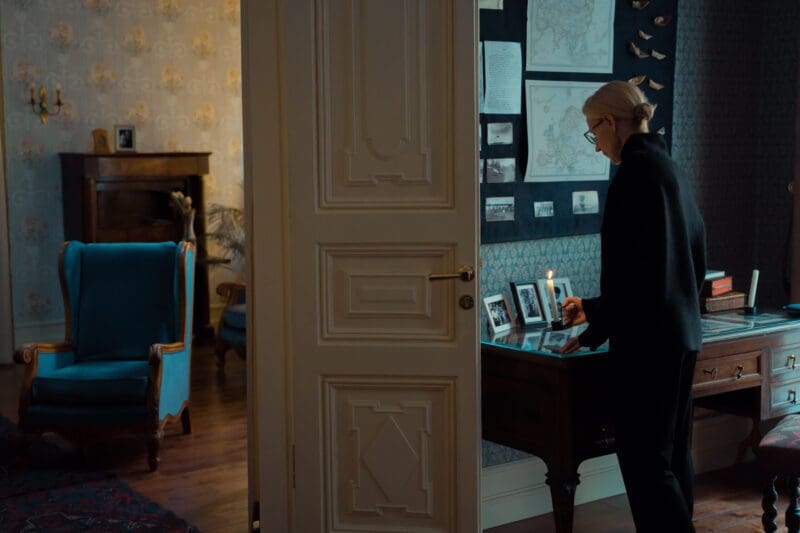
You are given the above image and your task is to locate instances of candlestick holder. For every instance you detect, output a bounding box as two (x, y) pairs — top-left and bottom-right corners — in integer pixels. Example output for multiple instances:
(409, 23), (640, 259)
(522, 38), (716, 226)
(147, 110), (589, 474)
(29, 85), (63, 124)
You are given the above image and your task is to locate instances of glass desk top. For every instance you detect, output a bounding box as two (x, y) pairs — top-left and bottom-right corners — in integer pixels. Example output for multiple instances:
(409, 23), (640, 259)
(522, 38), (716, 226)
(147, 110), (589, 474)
(482, 310), (800, 359)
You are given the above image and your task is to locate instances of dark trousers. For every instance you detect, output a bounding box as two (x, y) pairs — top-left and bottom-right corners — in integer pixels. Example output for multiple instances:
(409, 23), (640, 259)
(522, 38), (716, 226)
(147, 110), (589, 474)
(613, 348), (698, 533)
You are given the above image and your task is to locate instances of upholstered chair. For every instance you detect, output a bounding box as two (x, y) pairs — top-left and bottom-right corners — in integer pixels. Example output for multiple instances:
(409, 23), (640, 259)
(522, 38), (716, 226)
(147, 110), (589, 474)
(758, 414), (800, 532)
(15, 241), (195, 472)
(215, 282), (246, 372)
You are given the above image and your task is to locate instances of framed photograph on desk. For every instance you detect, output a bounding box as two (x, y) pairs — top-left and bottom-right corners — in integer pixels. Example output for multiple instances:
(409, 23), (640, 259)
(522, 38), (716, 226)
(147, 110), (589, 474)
(535, 277), (573, 323)
(510, 281), (546, 326)
(483, 293), (513, 335)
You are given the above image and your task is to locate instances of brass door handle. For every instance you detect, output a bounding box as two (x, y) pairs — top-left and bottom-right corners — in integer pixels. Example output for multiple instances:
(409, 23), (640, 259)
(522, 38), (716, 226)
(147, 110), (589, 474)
(789, 354), (797, 370)
(703, 368), (718, 379)
(428, 265), (475, 282)
(735, 365), (744, 379)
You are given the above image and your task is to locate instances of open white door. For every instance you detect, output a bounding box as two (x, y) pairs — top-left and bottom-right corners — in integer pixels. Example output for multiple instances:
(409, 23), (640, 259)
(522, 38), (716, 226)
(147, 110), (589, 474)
(244, 0), (479, 530)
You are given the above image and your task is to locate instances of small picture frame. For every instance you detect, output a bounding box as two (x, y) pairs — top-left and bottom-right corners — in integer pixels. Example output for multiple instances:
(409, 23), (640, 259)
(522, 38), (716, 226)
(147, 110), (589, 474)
(114, 124), (136, 152)
(91, 128), (111, 154)
(510, 281), (546, 326)
(483, 293), (514, 335)
(535, 277), (574, 323)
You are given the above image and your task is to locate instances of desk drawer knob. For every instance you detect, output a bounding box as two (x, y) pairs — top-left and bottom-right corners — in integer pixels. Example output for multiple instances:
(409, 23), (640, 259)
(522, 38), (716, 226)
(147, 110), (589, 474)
(789, 389), (797, 405)
(702, 367), (718, 379)
(789, 354), (797, 370)
(735, 365), (744, 379)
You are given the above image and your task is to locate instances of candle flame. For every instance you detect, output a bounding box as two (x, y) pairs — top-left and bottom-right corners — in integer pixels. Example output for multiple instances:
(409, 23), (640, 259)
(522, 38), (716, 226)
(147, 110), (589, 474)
(547, 270), (554, 280)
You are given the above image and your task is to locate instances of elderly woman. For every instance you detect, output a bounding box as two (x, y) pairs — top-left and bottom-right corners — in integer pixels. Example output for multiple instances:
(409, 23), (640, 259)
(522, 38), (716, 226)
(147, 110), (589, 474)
(560, 80), (707, 533)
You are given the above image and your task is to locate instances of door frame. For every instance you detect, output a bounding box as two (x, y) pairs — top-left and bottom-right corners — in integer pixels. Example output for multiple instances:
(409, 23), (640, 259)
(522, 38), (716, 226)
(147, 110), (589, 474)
(0, 41), (15, 364)
(242, 0), (292, 529)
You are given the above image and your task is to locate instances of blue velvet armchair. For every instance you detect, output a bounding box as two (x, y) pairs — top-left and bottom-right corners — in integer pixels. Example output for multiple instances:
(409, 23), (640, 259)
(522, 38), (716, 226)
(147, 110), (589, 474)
(14, 241), (195, 471)
(215, 282), (246, 372)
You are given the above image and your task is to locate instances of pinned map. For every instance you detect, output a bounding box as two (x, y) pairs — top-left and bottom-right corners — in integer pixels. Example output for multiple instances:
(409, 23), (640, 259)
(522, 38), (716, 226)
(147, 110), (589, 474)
(524, 80), (609, 183)
(526, 0), (615, 73)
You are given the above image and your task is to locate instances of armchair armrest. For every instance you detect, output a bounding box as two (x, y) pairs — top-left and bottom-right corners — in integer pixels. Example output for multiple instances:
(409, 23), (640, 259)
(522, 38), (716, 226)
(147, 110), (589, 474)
(148, 341), (191, 423)
(15, 342), (75, 424)
(14, 342), (75, 367)
(148, 341), (186, 365)
(216, 282), (246, 306)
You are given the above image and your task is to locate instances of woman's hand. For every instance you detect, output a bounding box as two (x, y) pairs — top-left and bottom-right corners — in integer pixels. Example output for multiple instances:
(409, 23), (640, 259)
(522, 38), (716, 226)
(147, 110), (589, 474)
(561, 296), (586, 326)
(560, 336), (583, 354)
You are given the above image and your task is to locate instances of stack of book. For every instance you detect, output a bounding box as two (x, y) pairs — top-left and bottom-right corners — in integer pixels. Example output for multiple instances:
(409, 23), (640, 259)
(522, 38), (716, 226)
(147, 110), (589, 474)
(700, 270), (745, 313)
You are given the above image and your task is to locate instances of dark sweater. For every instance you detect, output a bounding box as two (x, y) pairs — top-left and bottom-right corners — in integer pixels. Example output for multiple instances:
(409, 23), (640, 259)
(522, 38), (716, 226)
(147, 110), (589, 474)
(578, 133), (707, 353)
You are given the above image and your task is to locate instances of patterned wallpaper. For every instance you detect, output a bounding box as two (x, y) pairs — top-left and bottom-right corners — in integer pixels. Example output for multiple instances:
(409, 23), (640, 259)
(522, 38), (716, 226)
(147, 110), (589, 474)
(0, 0), (243, 335)
(673, 0), (798, 308)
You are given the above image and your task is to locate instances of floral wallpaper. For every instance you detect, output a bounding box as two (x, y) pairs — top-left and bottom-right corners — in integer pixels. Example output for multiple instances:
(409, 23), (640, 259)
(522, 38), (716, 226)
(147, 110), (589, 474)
(673, 0), (798, 309)
(0, 0), (243, 337)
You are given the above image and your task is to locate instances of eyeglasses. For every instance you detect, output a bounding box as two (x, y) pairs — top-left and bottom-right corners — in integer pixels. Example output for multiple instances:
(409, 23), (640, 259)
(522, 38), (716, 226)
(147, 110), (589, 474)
(583, 118), (605, 145)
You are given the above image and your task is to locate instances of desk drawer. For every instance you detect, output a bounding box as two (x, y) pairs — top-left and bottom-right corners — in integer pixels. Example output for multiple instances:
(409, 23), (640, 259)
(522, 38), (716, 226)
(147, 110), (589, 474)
(693, 351), (761, 394)
(769, 378), (800, 418)
(771, 344), (800, 381)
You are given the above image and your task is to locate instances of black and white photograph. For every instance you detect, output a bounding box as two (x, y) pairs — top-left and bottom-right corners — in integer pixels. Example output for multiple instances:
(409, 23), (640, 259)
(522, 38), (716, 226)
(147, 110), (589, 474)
(572, 190), (599, 215)
(487, 122), (513, 145)
(483, 293), (514, 335)
(535, 277), (574, 322)
(114, 125), (136, 152)
(534, 200), (554, 218)
(486, 157), (516, 183)
(479, 159), (485, 182)
(510, 281), (546, 326)
(485, 196), (515, 222)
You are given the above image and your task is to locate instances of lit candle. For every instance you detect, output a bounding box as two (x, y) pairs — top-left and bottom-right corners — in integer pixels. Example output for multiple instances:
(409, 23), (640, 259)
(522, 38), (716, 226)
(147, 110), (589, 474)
(39, 86), (46, 100)
(747, 269), (759, 308)
(546, 270), (558, 322)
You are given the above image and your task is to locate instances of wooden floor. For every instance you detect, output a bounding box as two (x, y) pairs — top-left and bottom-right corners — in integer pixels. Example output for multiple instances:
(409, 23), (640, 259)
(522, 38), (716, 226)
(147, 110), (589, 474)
(488, 460), (780, 532)
(0, 346), (249, 532)
(2, 351), (786, 532)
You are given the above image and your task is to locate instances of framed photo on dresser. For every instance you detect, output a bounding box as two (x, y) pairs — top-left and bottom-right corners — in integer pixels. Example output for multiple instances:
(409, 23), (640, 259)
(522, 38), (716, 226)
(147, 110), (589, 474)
(535, 277), (573, 323)
(510, 281), (546, 326)
(483, 293), (514, 335)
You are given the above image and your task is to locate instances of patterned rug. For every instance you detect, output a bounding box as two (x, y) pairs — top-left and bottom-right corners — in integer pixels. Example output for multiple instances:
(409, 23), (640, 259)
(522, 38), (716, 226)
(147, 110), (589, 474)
(0, 417), (198, 532)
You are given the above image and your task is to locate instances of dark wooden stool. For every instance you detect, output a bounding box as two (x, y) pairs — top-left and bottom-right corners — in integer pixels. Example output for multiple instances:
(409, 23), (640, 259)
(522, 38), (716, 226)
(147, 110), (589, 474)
(759, 414), (800, 532)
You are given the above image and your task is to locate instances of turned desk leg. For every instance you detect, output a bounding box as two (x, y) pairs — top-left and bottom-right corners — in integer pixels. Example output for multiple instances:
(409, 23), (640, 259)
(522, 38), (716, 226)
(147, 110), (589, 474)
(545, 469), (580, 533)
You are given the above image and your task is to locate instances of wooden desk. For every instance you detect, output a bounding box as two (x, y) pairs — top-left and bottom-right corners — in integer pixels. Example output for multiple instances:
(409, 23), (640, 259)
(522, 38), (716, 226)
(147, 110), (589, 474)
(59, 152), (215, 343)
(481, 312), (800, 533)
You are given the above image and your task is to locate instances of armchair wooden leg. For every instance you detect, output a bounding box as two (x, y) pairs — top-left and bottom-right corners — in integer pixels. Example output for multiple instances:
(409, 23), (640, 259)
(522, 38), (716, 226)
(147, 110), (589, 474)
(147, 430), (163, 472)
(181, 407), (192, 435)
(789, 475), (800, 533)
(763, 474), (778, 533)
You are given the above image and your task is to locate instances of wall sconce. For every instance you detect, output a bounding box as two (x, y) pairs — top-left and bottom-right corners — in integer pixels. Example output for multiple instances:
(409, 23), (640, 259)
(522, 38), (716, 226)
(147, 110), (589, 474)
(29, 84), (63, 124)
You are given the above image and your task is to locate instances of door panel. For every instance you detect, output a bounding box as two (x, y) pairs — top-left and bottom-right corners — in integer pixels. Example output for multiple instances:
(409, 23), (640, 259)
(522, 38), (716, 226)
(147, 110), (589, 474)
(252, 0), (479, 530)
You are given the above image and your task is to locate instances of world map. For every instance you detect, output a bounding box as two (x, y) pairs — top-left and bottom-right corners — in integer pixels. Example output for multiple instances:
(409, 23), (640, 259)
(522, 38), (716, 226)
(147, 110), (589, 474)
(526, 0), (615, 73)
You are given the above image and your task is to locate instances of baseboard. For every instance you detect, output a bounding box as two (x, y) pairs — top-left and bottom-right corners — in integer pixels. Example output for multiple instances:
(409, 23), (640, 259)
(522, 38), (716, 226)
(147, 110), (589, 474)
(480, 412), (751, 530)
(481, 454), (625, 530)
(13, 320), (66, 345)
